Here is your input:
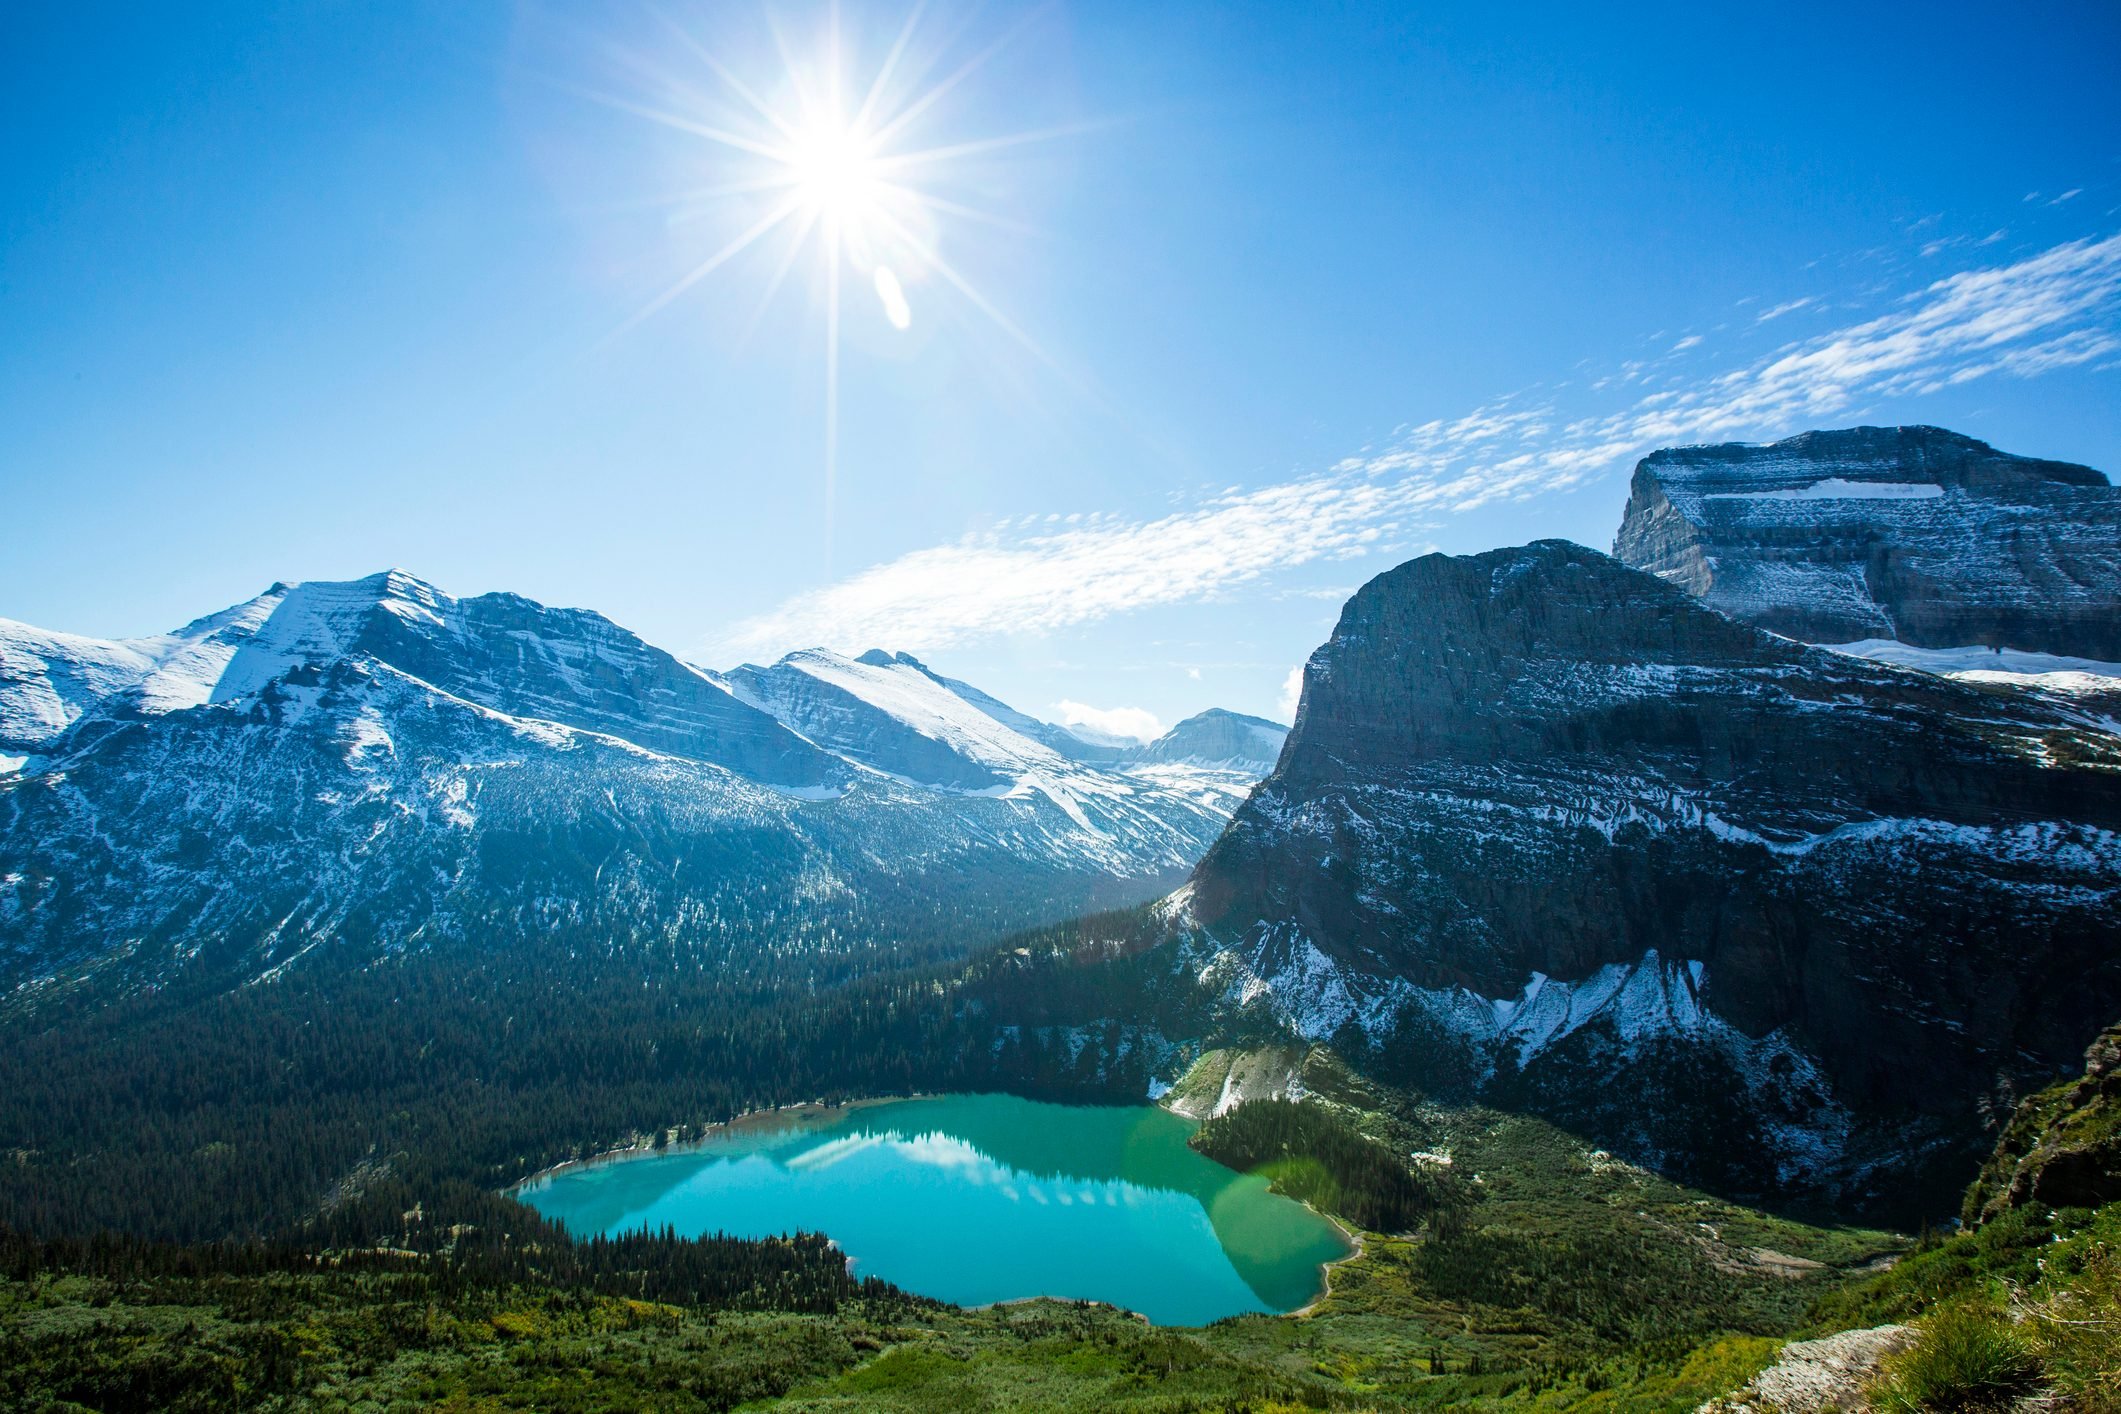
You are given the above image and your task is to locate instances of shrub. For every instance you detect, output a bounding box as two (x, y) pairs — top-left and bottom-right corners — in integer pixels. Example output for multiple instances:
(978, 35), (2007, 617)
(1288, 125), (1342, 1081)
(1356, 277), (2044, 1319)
(1870, 1301), (2044, 1412)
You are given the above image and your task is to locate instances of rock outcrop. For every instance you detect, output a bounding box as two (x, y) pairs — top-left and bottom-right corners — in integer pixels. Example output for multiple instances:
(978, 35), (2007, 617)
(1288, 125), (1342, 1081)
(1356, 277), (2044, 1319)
(1963, 1019), (2121, 1225)
(1612, 426), (2121, 660)
(1701, 1325), (1915, 1414)
(1184, 541), (2121, 1201)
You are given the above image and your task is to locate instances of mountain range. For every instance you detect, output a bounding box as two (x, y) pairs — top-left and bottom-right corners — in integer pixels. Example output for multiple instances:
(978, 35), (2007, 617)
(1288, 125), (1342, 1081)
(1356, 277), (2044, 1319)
(0, 570), (1284, 995)
(3, 423), (2116, 1209)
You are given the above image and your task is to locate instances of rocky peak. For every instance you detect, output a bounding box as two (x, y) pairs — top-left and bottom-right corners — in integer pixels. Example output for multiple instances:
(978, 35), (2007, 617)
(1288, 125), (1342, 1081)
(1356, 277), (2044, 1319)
(1612, 425), (2120, 659)
(1279, 540), (1790, 768)
(1131, 709), (1288, 772)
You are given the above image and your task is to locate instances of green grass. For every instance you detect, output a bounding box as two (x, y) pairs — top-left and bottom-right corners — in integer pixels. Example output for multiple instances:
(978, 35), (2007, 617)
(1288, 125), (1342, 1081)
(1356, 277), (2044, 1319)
(1869, 1301), (2043, 1413)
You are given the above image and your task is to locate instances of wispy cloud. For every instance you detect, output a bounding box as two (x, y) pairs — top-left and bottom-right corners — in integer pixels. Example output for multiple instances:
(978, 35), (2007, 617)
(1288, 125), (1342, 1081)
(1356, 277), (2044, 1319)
(724, 474), (1421, 653)
(726, 233), (2121, 656)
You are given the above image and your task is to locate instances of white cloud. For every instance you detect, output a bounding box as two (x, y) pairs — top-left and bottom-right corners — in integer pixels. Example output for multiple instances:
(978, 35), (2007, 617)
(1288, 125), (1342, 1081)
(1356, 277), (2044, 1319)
(1051, 700), (1163, 744)
(1755, 296), (1813, 322)
(725, 233), (2121, 657)
(726, 472), (1417, 653)
(1278, 663), (1305, 723)
(1671, 334), (1702, 351)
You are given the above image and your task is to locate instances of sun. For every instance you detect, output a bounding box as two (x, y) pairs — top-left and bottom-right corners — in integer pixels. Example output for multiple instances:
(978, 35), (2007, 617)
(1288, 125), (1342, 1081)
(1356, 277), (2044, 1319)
(579, 4), (1077, 568)
(784, 121), (884, 226)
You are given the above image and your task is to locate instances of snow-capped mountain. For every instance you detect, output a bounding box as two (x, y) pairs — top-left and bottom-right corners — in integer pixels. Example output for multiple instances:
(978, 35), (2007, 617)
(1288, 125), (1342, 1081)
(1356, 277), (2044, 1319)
(1, 570), (840, 785)
(1170, 541), (2121, 1201)
(0, 573), (1273, 996)
(715, 648), (1073, 792)
(1127, 708), (1286, 773)
(717, 648), (1289, 787)
(1612, 425), (2120, 661)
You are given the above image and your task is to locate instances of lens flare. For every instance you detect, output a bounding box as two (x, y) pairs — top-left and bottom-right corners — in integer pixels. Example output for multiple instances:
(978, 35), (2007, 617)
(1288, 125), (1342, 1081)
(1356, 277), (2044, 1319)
(873, 266), (912, 330)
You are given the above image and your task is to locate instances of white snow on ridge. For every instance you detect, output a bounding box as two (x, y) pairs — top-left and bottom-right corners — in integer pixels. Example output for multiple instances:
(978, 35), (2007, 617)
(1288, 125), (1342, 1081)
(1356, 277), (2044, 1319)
(0, 572), (452, 749)
(1, 617), (167, 747)
(1480, 953), (1709, 1066)
(1822, 638), (2121, 683)
(1206, 926), (1712, 1067)
(1704, 478), (1945, 502)
(1193, 926), (1849, 1182)
(780, 648), (1070, 776)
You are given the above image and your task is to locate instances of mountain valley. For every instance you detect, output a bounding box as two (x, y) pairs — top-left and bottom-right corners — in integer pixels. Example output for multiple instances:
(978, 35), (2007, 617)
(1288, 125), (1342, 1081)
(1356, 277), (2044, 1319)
(2, 425), (2117, 1411)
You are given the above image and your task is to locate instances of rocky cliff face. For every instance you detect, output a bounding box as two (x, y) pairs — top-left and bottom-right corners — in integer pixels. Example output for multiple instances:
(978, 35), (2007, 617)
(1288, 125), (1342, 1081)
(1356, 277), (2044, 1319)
(1183, 541), (2121, 1201)
(1611, 426), (2121, 660)
(0, 574), (1270, 998)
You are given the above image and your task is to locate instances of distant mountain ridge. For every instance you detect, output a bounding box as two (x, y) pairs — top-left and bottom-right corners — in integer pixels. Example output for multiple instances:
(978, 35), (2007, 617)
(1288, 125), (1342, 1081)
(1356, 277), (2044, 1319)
(0, 572), (1282, 996)
(1612, 425), (2121, 660)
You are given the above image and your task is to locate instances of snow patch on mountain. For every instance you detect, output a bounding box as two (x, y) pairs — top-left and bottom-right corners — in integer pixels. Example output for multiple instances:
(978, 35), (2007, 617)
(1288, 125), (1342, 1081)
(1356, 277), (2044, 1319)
(1185, 921), (1854, 1183)
(1705, 478), (1945, 502)
(1822, 638), (2121, 682)
(1193, 921), (1718, 1068)
(782, 649), (1071, 777)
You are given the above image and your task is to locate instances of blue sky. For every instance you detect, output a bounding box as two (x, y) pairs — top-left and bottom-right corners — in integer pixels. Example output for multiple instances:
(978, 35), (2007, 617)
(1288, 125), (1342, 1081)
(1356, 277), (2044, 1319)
(5, 2), (2119, 735)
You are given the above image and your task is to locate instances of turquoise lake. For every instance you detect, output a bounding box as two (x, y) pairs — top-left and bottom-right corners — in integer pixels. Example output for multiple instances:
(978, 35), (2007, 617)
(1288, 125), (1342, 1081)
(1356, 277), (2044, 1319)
(514, 1093), (1351, 1326)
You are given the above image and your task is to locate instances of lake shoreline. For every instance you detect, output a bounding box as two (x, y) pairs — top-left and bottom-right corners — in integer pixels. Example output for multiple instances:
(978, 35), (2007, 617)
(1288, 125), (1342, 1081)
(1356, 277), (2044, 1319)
(507, 1092), (929, 1193)
(1291, 1215), (1365, 1319)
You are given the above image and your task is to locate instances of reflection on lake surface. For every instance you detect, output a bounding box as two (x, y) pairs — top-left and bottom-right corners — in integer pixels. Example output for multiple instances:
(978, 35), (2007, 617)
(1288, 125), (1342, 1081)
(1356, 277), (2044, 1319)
(514, 1093), (1350, 1325)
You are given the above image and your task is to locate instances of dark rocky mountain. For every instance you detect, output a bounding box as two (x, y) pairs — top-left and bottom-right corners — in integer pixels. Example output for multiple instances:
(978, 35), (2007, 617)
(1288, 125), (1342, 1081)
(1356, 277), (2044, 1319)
(0, 573), (1270, 998)
(1611, 426), (2121, 660)
(1176, 540), (2121, 1202)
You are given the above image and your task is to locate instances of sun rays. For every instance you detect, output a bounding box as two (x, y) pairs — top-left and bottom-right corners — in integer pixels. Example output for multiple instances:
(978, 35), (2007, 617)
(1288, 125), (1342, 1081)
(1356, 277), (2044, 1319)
(575, 3), (1072, 570)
